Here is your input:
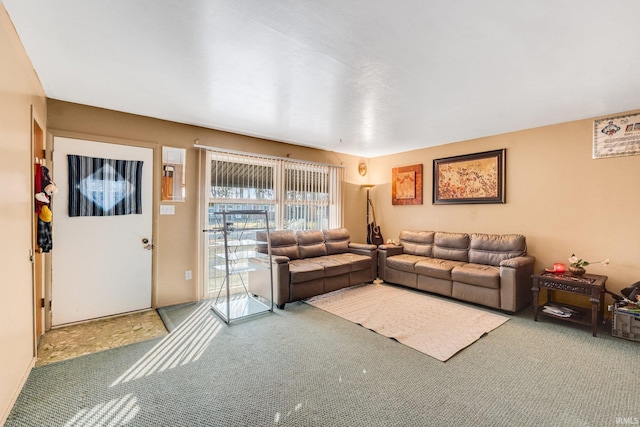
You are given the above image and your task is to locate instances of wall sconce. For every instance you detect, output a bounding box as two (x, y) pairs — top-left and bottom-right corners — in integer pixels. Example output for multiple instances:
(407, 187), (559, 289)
(358, 161), (367, 176)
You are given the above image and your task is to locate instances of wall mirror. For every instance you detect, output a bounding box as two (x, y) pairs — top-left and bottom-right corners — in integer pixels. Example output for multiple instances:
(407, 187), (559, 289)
(162, 146), (186, 202)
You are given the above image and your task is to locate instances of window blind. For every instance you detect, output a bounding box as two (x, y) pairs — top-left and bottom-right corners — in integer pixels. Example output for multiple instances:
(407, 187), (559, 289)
(205, 149), (343, 230)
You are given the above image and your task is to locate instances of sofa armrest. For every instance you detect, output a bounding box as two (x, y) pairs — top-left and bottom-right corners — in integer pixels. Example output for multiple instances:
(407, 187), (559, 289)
(271, 261), (292, 307)
(499, 255), (536, 312)
(270, 255), (291, 264)
(378, 244), (404, 256)
(376, 244), (404, 281)
(500, 255), (535, 269)
(348, 242), (378, 280)
(348, 242), (377, 253)
(250, 254), (290, 268)
(249, 255), (291, 308)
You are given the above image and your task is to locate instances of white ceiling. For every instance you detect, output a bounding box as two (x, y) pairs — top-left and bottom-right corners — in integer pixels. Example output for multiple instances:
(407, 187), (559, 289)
(4, 0), (640, 157)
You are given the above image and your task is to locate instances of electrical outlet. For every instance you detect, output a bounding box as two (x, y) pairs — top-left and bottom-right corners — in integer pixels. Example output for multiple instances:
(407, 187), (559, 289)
(185, 270), (192, 280)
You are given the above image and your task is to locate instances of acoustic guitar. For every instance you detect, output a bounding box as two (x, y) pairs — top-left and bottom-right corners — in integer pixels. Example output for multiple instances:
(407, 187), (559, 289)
(367, 198), (384, 246)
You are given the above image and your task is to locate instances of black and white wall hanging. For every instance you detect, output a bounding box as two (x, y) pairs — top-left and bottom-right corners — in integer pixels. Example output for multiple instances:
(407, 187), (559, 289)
(67, 154), (143, 217)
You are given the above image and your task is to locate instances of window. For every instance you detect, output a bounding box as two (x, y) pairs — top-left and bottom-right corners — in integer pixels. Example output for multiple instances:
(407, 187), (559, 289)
(284, 164), (328, 230)
(205, 150), (343, 231)
(209, 155), (276, 226)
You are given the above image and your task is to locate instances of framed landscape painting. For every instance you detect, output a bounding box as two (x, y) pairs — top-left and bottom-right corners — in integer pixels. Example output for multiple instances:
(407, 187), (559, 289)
(433, 149), (505, 205)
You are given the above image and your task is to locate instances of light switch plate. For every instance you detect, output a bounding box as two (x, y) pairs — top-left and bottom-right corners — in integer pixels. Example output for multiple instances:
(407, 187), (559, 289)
(160, 205), (175, 215)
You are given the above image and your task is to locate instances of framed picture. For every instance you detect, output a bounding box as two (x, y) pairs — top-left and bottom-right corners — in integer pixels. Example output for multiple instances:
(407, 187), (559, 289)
(593, 112), (640, 159)
(433, 149), (506, 205)
(162, 146), (186, 202)
(392, 164), (423, 205)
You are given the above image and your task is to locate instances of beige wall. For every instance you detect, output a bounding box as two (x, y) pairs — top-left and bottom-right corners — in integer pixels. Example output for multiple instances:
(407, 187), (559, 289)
(46, 103), (640, 304)
(368, 113), (640, 296)
(47, 100), (363, 308)
(0, 4), (47, 423)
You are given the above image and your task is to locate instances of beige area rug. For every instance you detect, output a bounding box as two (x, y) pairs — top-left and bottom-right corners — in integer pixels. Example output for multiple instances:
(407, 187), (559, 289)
(305, 283), (509, 361)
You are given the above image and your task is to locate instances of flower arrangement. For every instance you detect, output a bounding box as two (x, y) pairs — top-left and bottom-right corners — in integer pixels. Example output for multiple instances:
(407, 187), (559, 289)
(568, 254), (610, 268)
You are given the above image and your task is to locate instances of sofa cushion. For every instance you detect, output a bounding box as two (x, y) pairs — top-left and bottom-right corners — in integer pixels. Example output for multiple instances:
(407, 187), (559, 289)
(451, 263), (500, 289)
(332, 252), (372, 271)
(297, 230), (327, 258)
(399, 230), (435, 256)
(259, 230), (299, 260)
(415, 258), (465, 280)
(311, 255), (352, 277)
(323, 228), (350, 255)
(469, 233), (527, 266)
(387, 254), (425, 273)
(288, 259), (325, 283)
(433, 232), (469, 262)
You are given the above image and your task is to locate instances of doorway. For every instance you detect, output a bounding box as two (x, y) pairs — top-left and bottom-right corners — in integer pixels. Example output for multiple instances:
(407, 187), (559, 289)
(32, 116), (45, 340)
(51, 136), (154, 326)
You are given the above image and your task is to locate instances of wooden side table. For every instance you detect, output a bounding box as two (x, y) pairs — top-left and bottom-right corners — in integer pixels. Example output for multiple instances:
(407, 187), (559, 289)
(531, 272), (607, 336)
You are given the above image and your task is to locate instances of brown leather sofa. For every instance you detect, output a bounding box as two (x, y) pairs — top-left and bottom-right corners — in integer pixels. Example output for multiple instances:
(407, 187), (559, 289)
(377, 230), (535, 312)
(255, 228), (377, 309)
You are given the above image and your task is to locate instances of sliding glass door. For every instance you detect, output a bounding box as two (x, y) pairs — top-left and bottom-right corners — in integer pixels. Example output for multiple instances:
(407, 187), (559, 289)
(202, 149), (343, 298)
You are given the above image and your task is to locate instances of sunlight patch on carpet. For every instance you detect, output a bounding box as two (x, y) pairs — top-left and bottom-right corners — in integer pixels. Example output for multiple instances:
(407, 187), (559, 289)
(306, 283), (509, 361)
(63, 394), (139, 427)
(111, 303), (221, 386)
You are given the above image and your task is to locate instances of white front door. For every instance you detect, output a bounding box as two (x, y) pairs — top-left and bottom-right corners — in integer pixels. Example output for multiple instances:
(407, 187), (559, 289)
(51, 137), (153, 326)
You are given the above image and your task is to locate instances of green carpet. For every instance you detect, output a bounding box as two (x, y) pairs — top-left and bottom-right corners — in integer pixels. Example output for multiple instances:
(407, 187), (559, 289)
(6, 297), (639, 426)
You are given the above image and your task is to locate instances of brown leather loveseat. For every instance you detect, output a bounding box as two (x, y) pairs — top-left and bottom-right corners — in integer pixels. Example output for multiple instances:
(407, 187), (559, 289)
(256, 228), (377, 309)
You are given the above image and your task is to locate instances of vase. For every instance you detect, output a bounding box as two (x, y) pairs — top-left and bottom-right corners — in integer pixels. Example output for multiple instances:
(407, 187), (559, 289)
(568, 266), (586, 276)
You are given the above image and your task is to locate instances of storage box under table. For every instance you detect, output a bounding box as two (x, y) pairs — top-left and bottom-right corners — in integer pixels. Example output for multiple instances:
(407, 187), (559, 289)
(612, 305), (640, 342)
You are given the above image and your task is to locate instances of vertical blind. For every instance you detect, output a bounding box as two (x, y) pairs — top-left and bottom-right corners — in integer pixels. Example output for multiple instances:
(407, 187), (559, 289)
(207, 150), (343, 230)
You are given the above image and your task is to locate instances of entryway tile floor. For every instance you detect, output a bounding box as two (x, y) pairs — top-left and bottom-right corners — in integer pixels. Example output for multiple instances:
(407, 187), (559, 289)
(36, 310), (168, 366)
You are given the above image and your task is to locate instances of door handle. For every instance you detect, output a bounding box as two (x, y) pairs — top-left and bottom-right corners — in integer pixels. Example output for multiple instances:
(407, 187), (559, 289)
(142, 238), (153, 250)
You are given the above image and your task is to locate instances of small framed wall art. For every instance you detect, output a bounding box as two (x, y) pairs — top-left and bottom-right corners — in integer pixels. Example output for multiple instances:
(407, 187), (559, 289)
(593, 112), (640, 159)
(392, 164), (423, 205)
(433, 149), (505, 205)
(162, 146), (186, 202)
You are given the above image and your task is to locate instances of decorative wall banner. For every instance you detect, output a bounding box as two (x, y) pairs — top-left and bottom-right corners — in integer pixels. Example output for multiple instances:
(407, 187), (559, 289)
(433, 149), (505, 205)
(593, 112), (640, 159)
(67, 154), (143, 216)
(392, 164), (423, 205)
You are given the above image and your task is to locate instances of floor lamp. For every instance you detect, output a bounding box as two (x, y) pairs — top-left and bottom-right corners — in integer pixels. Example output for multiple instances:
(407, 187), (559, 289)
(361, 184), (375, 226)
(361, 184), (383, 283)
